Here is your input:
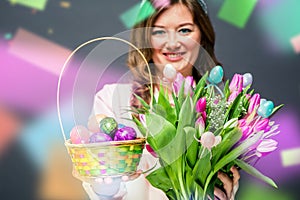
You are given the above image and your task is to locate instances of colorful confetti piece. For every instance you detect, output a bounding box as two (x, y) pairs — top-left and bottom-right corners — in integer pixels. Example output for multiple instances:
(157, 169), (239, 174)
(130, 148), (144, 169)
(8, 0), (48, 11)
(4, 33), (13, 40)
(60, 1), (70, 9)
(281, 147), (300, 167)
(218, 0), (258, 28)
(256, 0), (300, 52)
(290, 34), (300, 54)
(8, 28), (71, 76)
(119, 1), (155, 28)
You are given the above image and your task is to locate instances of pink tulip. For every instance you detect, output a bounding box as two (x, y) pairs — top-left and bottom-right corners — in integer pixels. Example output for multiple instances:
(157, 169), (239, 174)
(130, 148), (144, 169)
(254, 118), (269, 132)
(238, 119), (247, 127)
(228, 90), (240, 102)
(196, 97), (206, 113)
(229, 74), (243, 93)
(255, 139), (278, 157)
(201, 111), (207, 123)
(173, 73), (194, 96)
(240, 125), (252, 140)
(248, 93), (260, 114)
(139, 114), (147, 128)
(146, 144), (158, 158)
(196, 116), (205, 134)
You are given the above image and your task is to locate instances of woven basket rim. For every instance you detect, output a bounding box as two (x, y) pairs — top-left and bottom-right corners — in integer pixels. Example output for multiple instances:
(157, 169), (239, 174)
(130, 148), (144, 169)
(65, 137), (146, 148)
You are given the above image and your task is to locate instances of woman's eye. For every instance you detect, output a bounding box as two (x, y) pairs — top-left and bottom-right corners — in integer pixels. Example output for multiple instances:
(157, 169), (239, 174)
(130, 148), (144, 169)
(152, 30), (166, 36)
(179, 28), (192, 35)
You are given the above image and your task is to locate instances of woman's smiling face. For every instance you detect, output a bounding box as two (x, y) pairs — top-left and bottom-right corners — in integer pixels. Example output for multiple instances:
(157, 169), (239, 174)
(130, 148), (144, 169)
(151, 3), (201, 77)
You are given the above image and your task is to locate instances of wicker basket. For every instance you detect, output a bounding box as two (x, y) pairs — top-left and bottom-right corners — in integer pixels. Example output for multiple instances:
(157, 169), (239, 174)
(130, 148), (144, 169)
(65, 138), (146, 177)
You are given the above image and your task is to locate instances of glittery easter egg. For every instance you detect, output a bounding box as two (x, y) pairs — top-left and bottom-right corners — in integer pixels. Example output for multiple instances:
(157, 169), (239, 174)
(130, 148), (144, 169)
(163, 64), (177, 81)
(99, 117), (118, 137)
(118, 123), (126, 129)
(208, 65), (223, 85)
(257, 99), (274, 118)
(89, 132), (112, 143)
(243, 73), (253, 88)
(70, 125), (90, 144)
(114, 126), (137, 141)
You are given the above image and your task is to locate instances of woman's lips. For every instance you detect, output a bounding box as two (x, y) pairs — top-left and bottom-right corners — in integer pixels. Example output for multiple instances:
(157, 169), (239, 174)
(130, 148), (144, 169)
(163, 52), (185, 62)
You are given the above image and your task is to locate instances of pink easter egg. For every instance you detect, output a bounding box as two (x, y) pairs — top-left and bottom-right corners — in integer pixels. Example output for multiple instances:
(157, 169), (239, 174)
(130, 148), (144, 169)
(70, 125), (90, 144)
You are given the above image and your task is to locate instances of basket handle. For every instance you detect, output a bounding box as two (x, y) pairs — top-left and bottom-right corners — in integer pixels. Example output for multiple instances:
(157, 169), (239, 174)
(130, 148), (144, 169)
(57, 37), (153, 142)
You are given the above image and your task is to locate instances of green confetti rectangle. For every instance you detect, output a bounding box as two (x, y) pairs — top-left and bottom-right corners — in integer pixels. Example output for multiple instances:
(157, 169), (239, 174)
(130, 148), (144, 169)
(9, 0), (48, 11)
(218, 0), (258, 28)
(120, 1), (155, 29)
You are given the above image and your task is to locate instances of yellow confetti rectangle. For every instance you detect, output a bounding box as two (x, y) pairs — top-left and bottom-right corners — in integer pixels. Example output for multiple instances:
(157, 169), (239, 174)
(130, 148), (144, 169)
(280, 147), (300, 167)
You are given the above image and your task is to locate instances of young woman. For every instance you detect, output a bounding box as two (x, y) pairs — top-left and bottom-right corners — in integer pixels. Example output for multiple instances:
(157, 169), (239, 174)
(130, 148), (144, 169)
(89, 0), (240, 199)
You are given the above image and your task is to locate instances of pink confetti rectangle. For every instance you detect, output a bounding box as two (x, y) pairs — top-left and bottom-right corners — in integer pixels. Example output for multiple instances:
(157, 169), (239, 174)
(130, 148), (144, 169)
(8, 28), (71, 76)
(291, 34), (300, 54)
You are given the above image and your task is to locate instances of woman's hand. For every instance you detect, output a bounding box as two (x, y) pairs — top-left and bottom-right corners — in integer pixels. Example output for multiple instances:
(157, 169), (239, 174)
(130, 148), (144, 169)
(214, 166), (240, 200)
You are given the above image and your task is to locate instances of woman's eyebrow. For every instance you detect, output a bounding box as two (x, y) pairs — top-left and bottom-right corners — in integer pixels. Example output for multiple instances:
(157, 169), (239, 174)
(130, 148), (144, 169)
(153, 22), (195, 28)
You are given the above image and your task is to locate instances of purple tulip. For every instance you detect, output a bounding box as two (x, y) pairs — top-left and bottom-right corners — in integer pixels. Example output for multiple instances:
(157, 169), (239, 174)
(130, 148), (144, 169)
(248, 93), (260, 114)
(196, 97), (206, 113)
(229, 74), (243, 93)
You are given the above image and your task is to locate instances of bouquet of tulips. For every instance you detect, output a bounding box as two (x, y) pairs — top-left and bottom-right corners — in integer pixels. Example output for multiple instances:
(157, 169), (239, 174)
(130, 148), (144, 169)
(132, 64), (283, 200)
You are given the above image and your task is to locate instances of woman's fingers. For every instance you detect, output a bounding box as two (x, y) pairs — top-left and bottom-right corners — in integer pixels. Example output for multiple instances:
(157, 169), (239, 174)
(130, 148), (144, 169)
(230, 166), (240, 198)
(230, 166), (240, 186)
(214, 187), (227, 200)
(217, 171), (233, 198)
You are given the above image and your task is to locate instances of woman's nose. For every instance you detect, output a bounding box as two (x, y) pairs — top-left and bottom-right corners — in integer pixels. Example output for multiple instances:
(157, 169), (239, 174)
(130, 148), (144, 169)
(166, 31), (180, 50)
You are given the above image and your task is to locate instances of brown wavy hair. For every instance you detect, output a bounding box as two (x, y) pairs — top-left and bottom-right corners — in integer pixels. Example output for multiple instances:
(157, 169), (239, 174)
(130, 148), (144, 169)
(128, 0), (220, 110)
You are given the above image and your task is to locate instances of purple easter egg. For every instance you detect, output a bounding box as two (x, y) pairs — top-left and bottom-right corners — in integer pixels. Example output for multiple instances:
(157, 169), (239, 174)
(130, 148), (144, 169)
(89, 132), (112, 143)
(114, 126), (137, 141)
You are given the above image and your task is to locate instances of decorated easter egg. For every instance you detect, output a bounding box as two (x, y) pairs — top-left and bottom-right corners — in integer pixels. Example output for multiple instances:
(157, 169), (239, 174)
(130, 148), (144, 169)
(243, 73), (253, 88)
(257, 99), (274, 118)
(89, 132), (112, 143)
(99, 117), (118, 137)
(208, 65), (223, 85)
(163, 64), (177, 81)
(114, 126), (137, 141)
(118, 123), (126, 129)
(70, 125), (90, 144)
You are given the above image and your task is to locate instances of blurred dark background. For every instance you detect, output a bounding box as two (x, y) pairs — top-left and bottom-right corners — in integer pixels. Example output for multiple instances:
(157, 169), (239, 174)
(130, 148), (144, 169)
(0, 0), (300, 199)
